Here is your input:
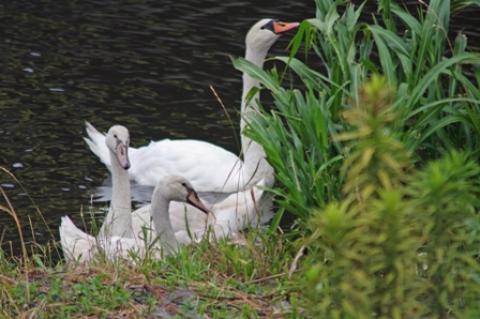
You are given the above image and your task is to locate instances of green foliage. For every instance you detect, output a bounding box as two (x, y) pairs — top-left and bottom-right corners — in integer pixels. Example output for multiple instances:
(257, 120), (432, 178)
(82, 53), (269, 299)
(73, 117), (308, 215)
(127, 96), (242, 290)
(452, 0), (480, 13)
(301, 76), (480, 318)
(234, 0), (480, 221)
(0, 227), (296, 318)
(69, 275), (131, 313)
(233, 3), (480, 314)
(337, 75), (411, 205)
(410, 151), (480, 317)
(233, 58), (343, 220)
(303, 77), (425, 318)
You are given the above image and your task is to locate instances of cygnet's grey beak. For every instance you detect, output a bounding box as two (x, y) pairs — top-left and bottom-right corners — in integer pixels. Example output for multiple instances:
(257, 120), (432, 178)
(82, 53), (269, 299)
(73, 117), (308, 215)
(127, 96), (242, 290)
(115, 142), (130, 170)
(186, 190), (210, 215)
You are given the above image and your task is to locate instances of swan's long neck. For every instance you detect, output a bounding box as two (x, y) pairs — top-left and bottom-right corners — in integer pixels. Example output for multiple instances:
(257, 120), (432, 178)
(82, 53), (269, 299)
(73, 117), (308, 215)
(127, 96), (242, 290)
(240, 47), (266, 133)
(240, 46), (274, 188)
(98, 150), (133, 238)
(151, 190), (178, 255)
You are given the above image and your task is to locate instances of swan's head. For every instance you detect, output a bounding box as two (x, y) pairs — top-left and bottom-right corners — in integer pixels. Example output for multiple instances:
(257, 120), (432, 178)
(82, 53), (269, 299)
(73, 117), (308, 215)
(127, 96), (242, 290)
(155, 175), (210, 215)
(246, 18), (299, 53)
(105, 125), (130, 170)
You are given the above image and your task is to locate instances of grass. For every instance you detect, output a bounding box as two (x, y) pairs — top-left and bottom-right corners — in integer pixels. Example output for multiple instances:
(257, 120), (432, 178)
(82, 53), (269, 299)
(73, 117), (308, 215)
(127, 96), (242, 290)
(2, 240), (301, 318)
(0, 179), (301, 318)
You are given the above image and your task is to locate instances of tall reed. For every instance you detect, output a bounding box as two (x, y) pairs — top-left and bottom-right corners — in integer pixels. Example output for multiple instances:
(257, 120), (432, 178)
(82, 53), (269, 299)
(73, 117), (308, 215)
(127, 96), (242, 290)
(234, 0), (480, 222)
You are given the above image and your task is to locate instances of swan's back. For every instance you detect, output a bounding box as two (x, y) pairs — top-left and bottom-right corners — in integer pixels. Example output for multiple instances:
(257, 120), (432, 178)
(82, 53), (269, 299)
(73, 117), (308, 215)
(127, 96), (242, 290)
(129, 138), (243, 192)
(84, 122), (263, 193)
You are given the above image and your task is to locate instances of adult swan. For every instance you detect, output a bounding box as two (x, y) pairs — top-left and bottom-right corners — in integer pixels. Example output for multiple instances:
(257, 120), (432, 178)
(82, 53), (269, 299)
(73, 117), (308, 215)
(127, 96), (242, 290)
(84, 19), (299, 193)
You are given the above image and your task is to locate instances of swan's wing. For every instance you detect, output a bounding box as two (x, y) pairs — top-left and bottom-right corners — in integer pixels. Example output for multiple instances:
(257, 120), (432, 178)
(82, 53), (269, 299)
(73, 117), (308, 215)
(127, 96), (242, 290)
(171, 180), (273, 241)
(84, 122), (110, 168)
(171, 190), (272, 243)
(204, 179), (273, 236)
(59, 216), (96, 263)
(84, 122), (250, 193)
(169, 200), (210, 234)
(131, 205), (154, 239)
(128, 139), (245, 193)
(196, 191), (240, 206)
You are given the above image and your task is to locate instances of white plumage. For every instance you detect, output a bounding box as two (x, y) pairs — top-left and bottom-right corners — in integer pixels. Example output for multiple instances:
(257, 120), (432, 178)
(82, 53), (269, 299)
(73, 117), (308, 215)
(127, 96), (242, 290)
(84, 18), (299, 194)
(60, 19), (299, 262)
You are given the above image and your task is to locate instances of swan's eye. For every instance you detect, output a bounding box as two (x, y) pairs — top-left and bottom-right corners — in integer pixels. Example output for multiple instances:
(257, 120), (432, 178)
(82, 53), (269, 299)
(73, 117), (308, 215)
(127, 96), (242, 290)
(261, 20), (275, 31)
(113, 134), (118, 139)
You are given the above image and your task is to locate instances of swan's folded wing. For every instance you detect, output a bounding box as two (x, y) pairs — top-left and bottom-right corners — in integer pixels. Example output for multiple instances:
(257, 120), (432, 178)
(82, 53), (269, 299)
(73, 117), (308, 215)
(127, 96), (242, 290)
(103, 236), (146, 260)
(207, 179), (272, 232)
(131, 205), (154, 239)
(59, 216), (96, 263)
(197, 190), (240, 206)
(128, 139), (245, 193)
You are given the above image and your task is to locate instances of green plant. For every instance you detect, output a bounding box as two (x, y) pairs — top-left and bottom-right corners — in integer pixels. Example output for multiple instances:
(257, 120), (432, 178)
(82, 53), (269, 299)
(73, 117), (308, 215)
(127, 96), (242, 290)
(452, 0), (480, 12)
(410, 151), (480, 317)
(301, 76), (480, 318)
(234, 0), (480, 223)
(302, 76), (424, 318)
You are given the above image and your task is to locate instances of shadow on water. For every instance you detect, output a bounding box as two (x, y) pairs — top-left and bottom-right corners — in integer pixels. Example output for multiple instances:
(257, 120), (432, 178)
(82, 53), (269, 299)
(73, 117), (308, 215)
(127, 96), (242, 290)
(1, 0), (479, 251)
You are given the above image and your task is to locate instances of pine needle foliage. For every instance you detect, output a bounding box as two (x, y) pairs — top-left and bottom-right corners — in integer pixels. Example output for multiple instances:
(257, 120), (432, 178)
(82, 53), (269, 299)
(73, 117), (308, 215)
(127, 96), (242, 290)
(301, 76), (480, 318)
(337, 75), (411, 206)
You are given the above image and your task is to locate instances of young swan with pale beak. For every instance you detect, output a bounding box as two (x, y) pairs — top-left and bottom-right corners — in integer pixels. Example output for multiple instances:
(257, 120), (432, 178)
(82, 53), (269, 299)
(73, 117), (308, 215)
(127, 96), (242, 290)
(60, 125), (210, 261)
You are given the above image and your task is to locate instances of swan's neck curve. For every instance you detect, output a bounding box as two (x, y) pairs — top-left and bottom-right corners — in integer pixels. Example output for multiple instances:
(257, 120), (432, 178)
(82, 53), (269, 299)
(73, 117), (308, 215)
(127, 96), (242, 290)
(98, 150), (133, 238)
(151, 190), (178, 255)
(240, 46), (274, 188)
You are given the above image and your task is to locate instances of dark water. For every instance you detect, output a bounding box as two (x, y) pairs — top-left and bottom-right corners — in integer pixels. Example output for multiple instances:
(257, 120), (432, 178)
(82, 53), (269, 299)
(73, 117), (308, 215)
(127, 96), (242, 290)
(0, 0), (315, 250)
(1, 1), (480, 252)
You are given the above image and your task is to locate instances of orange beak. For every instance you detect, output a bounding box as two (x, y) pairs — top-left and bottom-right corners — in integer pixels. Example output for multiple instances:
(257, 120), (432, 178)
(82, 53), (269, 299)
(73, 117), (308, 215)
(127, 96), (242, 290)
(273, 21), (300, 34)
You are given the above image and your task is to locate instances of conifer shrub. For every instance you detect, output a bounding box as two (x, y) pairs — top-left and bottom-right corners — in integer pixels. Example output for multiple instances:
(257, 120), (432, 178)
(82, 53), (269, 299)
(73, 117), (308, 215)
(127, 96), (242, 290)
(301, 76), (480, 318)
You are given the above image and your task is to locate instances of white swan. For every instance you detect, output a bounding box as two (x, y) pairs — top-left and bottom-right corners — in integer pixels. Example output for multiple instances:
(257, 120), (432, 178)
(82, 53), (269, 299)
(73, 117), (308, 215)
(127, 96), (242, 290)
(84, 19), (299, 193)
(97, 125), (133, 239)
(131, 176), (273, 243)
(59, 176), (210, 261)
(60, 125), (209, 262)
